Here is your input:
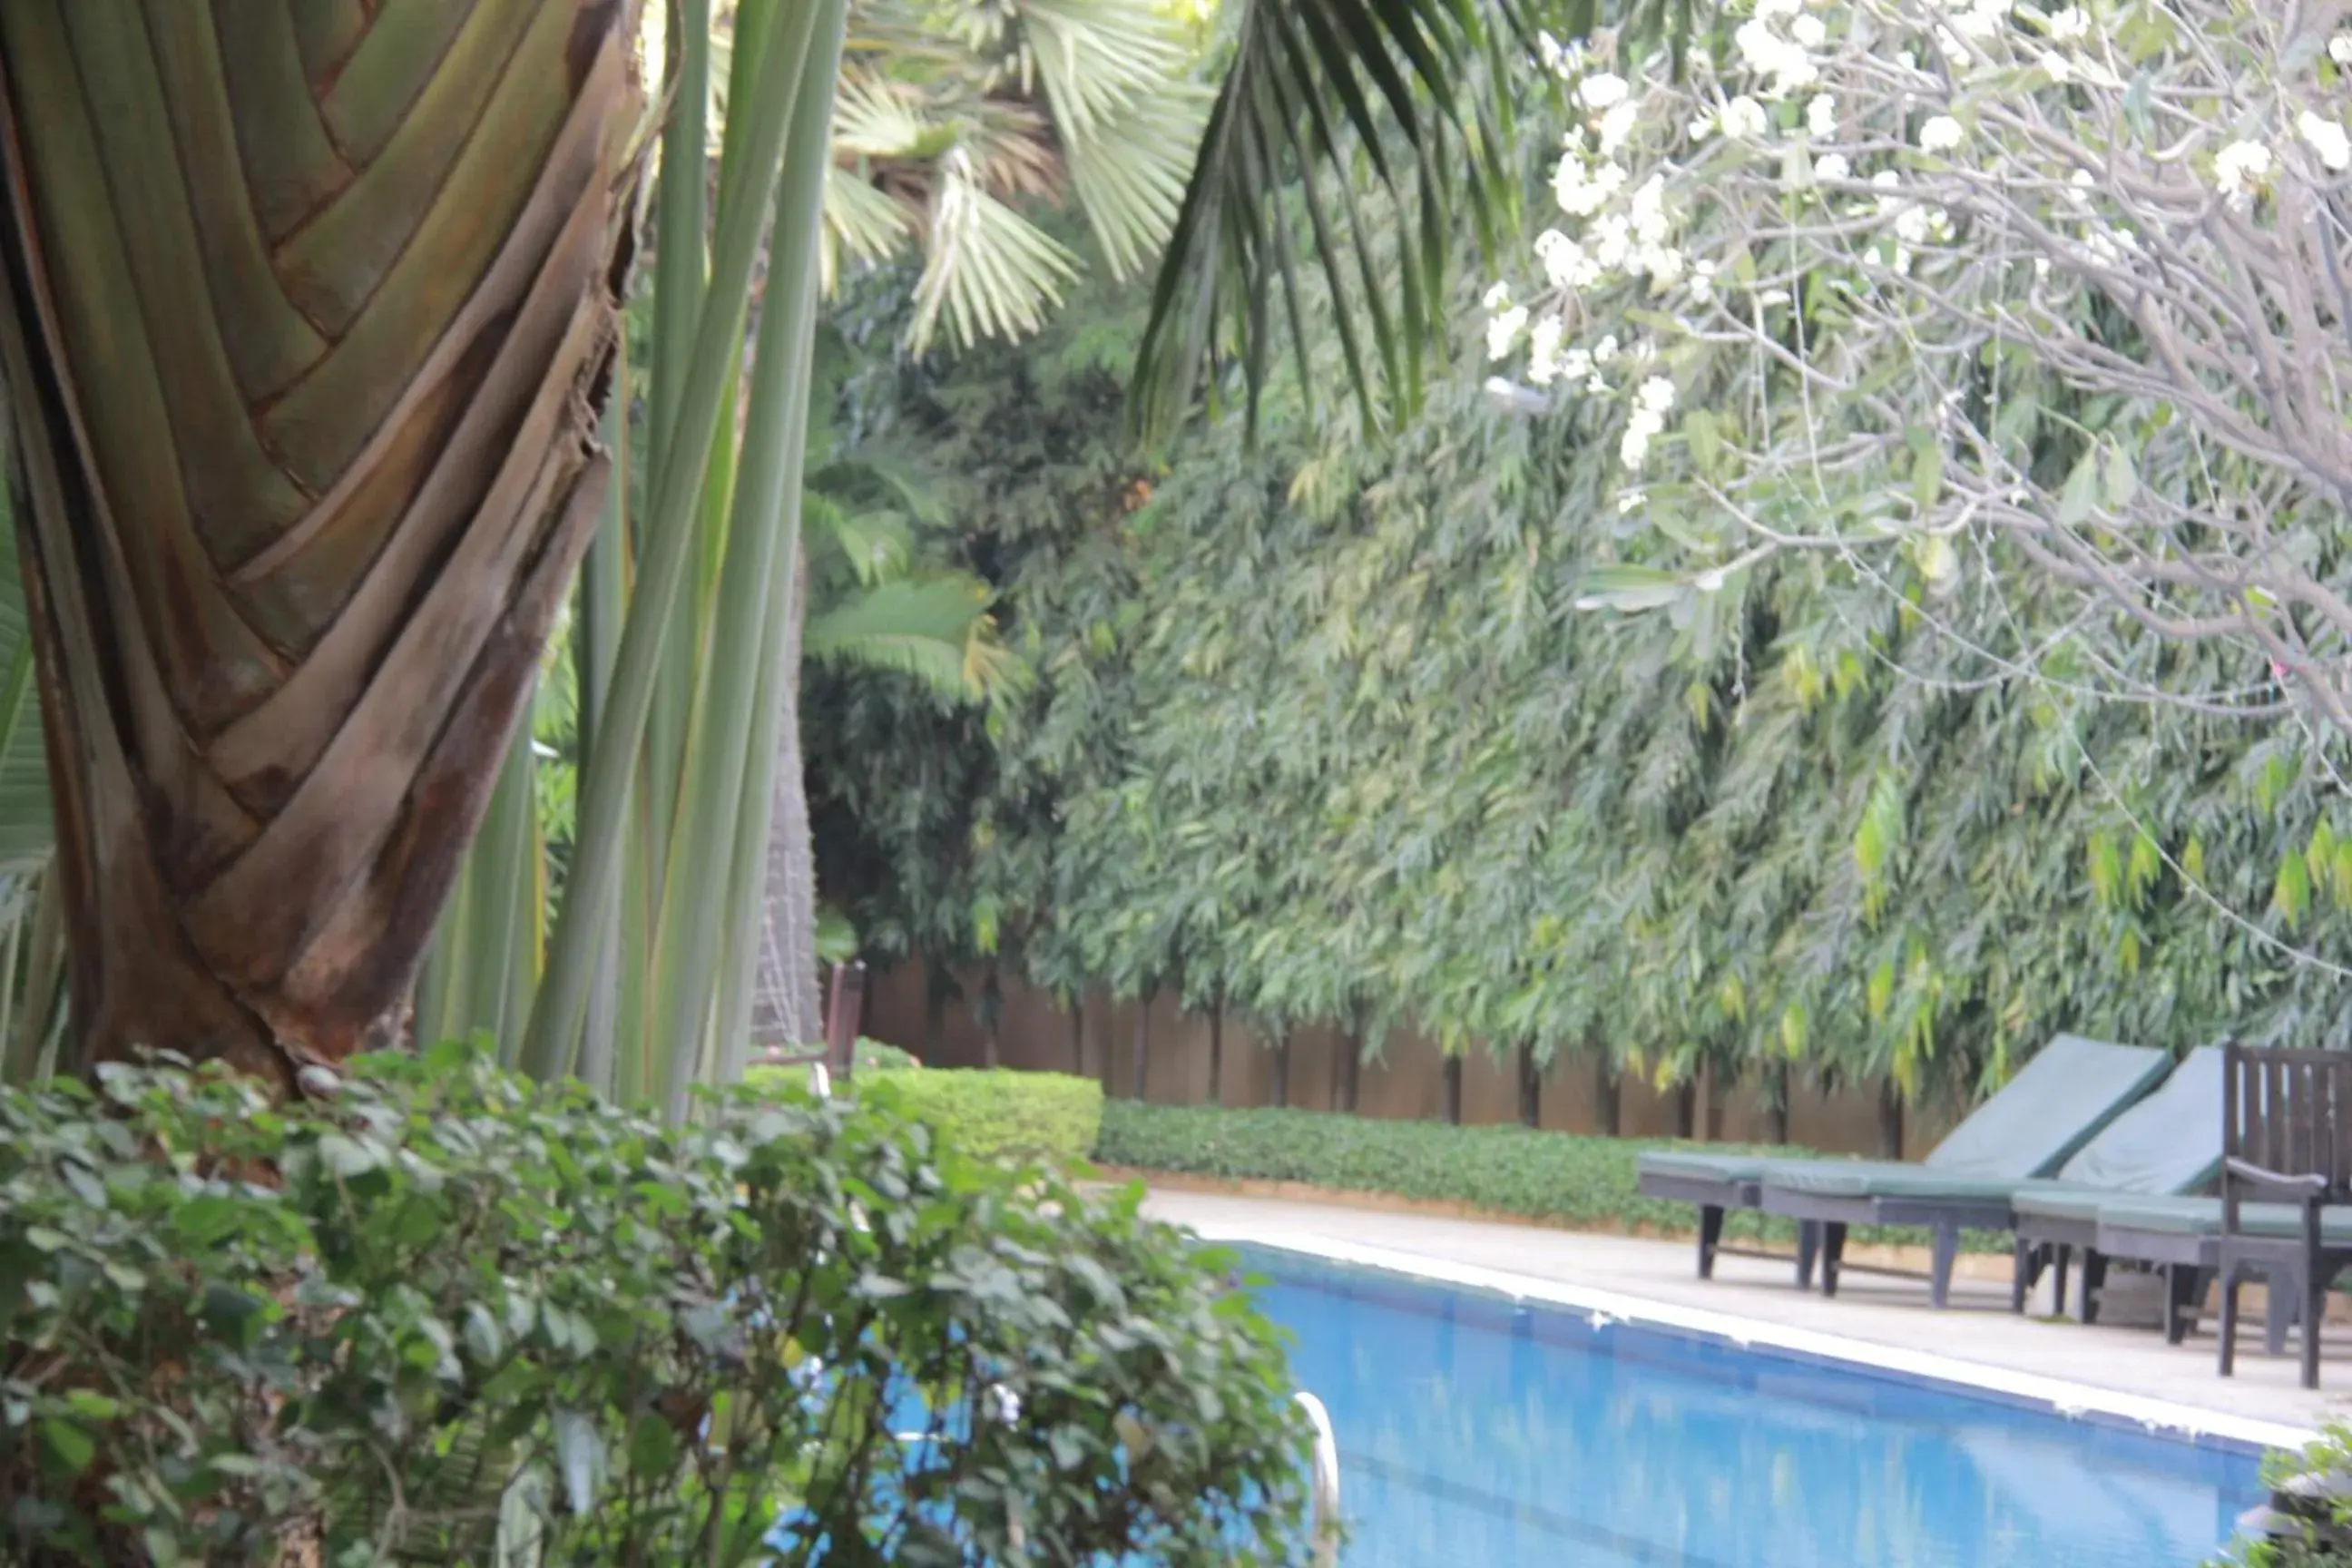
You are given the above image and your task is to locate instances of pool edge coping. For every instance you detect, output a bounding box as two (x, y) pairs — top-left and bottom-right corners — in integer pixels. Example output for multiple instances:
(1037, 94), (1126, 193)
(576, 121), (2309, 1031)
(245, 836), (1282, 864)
(1193, 1220), (2324, 1456)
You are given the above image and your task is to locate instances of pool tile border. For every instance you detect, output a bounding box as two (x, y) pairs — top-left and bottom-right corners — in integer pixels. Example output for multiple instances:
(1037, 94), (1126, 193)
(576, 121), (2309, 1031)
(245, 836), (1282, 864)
(1194, 1222), (2320, 1456)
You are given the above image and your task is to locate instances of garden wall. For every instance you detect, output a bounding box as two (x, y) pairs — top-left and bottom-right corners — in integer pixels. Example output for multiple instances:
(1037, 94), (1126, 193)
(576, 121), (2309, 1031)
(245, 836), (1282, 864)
(864, 960), (1955, 1160)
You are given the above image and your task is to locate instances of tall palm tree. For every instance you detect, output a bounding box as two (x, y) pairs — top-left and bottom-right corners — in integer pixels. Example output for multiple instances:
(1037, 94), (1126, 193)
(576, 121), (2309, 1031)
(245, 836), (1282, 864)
(0, 2), (642, 1085)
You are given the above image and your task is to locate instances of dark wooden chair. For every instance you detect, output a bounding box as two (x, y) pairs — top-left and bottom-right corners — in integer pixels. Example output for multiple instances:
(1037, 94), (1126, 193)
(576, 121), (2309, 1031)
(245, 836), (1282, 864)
(750, 960), (867, 1093)
(2217, 1041), (2352, 1389)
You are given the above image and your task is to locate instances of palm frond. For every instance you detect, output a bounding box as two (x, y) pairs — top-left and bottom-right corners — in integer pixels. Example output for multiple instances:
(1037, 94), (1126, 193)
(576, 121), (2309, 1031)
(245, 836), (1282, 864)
(1128, 0), (1671, 440)
(807, 576), (997, 700)
(909, 150), (1081, 349)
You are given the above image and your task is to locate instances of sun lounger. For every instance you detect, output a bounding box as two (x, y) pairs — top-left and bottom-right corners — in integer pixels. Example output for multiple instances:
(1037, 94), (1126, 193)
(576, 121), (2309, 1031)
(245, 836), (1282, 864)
(1749, 1034), (2171, 1305)
(1637, 1034), (2169, 1294)
(2007, 1043), (2228, 1318)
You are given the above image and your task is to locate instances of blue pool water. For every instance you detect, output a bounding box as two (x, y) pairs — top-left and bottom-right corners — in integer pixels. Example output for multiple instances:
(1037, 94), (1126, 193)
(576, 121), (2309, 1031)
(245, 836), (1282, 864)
(1242, 1248), (2272, 1567)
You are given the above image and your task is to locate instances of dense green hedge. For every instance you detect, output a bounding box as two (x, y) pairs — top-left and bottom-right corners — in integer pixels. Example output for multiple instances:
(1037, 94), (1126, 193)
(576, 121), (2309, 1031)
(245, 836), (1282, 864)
(862, 1066), (1103, 1169)
(1097, 1102), (2008, 1253)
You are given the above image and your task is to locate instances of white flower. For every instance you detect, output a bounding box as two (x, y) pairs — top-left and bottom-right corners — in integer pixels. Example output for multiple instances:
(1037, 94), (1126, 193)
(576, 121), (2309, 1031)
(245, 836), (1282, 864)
(2046, 5), (2090, 43)
(1526, 314), (1565, 384)
(2334, 34), (2352, 66)
(1894, 203), (1932, 244)
(1688, 112), (1717, 142)
(1535, 229), (1602, 289)
(1619, 406), (1663, 468)
(1561, 347), (1594, 383)
(1481, 280), (1512, 309)
(1918, 115), (1965, 154)
(2301, 111), (2352, 172)
(1579, 72), (1630, 110)
(1807, 94), (1837, 139)
(1721, 95), (1769, 140)
(1617, 488), (1646, 515)
(1593, 333), (1621, 365)
(1871, 169), (1901, 191)
(1789, 14), (1826, 47)
(1734, 16), (1819, 96)
(1755, 0), (1803, 18)
(1597, 99), (1642, 154)
(1638, 375), (1677, 414)
(2036, 49), (2072, 83)
(1689, 258), (1719, 302)
(2213, 138), (2274, 201)
(1815, 152), (1851, 181)
(1592, 211), (1632, 270)
(1485, 305), (1529, 360)
(1629, 174), (1671, 244)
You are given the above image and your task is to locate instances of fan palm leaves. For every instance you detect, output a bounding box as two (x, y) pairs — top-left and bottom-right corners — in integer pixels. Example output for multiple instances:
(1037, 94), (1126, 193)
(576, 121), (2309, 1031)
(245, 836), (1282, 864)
(824, 0), (1209, 350)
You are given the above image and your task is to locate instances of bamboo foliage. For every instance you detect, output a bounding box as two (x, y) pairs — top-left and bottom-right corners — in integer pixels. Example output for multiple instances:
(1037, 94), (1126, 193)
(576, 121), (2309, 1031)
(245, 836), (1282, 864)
(0, 1), (641, 1085)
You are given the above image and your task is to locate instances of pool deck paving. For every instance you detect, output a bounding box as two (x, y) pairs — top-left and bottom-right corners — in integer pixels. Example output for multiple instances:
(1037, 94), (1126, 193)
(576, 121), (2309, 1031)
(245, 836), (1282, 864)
(1142, 1187), (2349, 1447)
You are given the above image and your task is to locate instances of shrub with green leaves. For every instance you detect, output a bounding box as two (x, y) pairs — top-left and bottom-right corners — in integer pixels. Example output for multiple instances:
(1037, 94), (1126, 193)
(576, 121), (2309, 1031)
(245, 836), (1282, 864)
(2210, 1426), (2352, 1566)
(863, 1067), (1103, 1170)
(0, 1045), (1307, 1565)
(1099, 1102), (2008, 1252)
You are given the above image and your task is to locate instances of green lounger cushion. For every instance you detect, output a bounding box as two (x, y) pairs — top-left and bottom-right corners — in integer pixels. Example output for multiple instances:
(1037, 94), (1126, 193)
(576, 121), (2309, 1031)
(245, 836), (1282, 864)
(2099, 1195), (2352, 1244)
(2046, 1043), (2226, 1193)
(1917, 1034), (2170, 1179)
(1757, 1034), (2170, 1202)
(2011, 1182), (2110, 1224)
(1634, 1151), (1779, 1186)
(1765, 1163), (2022, 1201)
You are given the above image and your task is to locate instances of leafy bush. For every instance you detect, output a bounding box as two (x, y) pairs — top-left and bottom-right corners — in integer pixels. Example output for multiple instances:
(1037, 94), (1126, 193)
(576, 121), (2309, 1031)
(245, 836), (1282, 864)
(2210, 1426), (2352, 1566)
(853, 1037), (920, 1073)
(0, 1045), (1308, 1565)
(1097, 1102), (2009, 1252)
(862, 1068), (1103, 1170)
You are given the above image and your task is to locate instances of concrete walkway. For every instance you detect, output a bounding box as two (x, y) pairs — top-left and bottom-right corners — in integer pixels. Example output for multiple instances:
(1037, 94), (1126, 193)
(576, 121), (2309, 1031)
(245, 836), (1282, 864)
(1142, 1187), (2349, 1442)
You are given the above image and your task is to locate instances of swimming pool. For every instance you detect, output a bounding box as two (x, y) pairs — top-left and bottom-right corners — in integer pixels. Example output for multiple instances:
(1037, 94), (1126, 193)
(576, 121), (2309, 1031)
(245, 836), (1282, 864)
(1240, 1245), (2275, 1567)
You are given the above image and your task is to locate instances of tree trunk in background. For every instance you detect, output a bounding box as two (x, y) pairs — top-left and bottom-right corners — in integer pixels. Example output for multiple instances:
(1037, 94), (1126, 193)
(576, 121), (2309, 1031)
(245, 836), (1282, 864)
(0, 3), (637, 1083)
(1272, 1030), (1290, 1108)
(1130, 987), (1152, 1101)
(1516, 1042), (1540, 1128)
(1206, 996), (1223, 1104)
(1441, 1053), (1463, 1124)
(1877, 1080), (1906, 1158)
(1332, 1029), (1359, 1112)
(1594, 1055), (1621, 1136)
(1765, 1062), (1790, 1145)
(1673, 1081), (1697, 1140)
(979, 963), (1001, 1068)
(751, 557), (823, 1046)
(922, 966), (948, 1061)
(1068, 991), (1084, 1075)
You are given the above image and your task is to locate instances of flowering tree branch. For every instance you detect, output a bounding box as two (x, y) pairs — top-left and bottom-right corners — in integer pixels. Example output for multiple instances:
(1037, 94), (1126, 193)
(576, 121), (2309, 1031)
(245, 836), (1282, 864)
(1491, 0), (2352, 740)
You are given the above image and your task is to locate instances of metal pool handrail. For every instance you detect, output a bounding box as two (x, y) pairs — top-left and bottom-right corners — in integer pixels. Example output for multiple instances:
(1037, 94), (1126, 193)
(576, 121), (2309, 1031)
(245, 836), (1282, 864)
(1295, 1388), (1341, 1565)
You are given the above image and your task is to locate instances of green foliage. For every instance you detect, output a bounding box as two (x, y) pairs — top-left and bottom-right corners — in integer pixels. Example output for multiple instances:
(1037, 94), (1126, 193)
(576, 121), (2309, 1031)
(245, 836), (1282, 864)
(0, 1044), (1308, 1565)
(2210, 1426), (2352, 1566)
(1095, 1102), (2007, 1253)
(809, 79), (2352, 1121)
(847, 1064), (1103, 1170)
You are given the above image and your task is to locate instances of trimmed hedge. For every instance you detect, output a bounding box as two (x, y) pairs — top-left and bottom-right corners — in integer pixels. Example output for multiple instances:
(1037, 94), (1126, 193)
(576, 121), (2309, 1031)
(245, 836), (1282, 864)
(863, 1067), (1103, 1169)
(1096, 1102), (2008, 1252)
(749, 1063), (1108, 1170)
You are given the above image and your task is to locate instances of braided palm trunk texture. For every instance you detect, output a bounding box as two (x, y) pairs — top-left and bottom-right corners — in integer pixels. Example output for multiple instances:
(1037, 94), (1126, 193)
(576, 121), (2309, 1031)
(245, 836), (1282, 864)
(0, 1), (638, 1084)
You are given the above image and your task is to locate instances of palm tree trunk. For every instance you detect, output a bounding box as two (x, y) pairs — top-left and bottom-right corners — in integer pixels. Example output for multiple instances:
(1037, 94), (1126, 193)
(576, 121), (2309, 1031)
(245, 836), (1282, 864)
(1878, 1080), (1906, 1158)
(750, 553), (822, 1045)
(1440, 1053), (1462, 1125)
(1271, 1027), (1289, 1108)
(0, 2), (636, 1082)
(1594, 1053), (1621, 1136)
(1516, 1041), (1541, 1128)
